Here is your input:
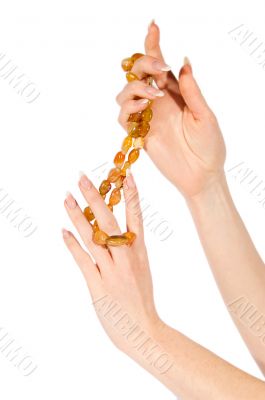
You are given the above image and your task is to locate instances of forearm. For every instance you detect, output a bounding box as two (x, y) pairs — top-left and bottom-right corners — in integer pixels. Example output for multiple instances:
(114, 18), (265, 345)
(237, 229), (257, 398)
(185, 171), (265, 373)
(125, 322), (265, 399)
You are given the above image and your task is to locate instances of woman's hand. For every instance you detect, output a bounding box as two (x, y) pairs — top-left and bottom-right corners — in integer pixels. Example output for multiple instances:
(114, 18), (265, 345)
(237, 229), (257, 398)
(62, 171), (162, 354)
(116, 21), (226, 199)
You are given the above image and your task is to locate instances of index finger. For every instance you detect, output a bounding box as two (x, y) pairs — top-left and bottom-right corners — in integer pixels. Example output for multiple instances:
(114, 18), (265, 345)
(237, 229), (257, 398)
(131, 54), (171, 80)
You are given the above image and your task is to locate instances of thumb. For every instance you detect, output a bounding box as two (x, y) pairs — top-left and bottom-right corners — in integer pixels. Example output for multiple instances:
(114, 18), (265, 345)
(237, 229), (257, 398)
(144, 20), (165, 61)
(179, 58), (210, 119)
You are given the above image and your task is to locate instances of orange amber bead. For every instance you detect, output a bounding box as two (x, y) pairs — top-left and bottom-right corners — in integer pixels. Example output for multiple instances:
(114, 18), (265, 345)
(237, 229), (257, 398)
(93, 230), (108, 245)
(141, 108), (153, 122)
(99, 179), (111, 195)
(138, 121), (150, 137)
(121, 135), (133, 154)
(84, 206), (95, 222)
(121, 161), (131, 176)
(131, 53), (144, 62)
(126, 72), (139, 82)
(121, 57), (134, 72)
(109, 188), (121, 206)
(128, 148), (140, 164)
(127, 122), (140, 138)
(115, 175), (125, 189)
(108, 203), (113, 212)
(134, 137), (145, 149)
(106, 235), (129, 246)
(108, 167), (121, 183)
(92, 220), (99, 233)
(128, 111), (142, 122)
(122, 231), (136, 245)
(114, 151), (125, 168)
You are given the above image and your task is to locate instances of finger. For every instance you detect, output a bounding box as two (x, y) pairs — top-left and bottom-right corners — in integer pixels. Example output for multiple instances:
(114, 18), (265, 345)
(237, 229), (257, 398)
(78, 174), (129, 262)
(178, 58), (210, 120)
(118, 99), (150, 128)
(64, 192), (112, 268)
(131, 55), (171, 81)
(62, 228), (104, 300)
(123, 170), (144, 249)
(116, 80), (164, 105)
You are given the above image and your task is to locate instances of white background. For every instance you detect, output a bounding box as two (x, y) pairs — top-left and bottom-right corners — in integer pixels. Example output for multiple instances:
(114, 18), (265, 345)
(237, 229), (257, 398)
(0, 0), (264, 398)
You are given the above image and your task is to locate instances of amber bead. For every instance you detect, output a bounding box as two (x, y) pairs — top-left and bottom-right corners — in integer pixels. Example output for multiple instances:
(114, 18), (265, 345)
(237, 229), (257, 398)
(121, 57), (134, 72)
(141, 108), (153, 122)
(121, 161), (131, 176)
(128, 111), (142, 123)
(122, 231), (136, 245)
(114, 151), (125, 168)
(131, 53), (144, 62)
(126, 72), (139, 82)
(121, 135), (133, 154)
(108, 167), (121, 183)
(115, 175), (125, 189)
(93, 230), (108, 245)
(127, 122), (140, 138)
(138, 121), (150, 137)
(108, 203), (113, 212)
(128, 148), (140, 164)
(106, 235), (129, 246)
(92, 220), (99, 233)
(99, 179), (111, 195)
(109, 188), (121, 206)
(84, 206), (95, 222)
(134, 137), (145, 149)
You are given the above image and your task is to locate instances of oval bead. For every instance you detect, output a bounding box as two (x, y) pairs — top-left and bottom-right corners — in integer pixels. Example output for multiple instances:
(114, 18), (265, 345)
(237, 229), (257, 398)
(99, 179), (111, 195)
(108, 203), (113, 212)
(121, 57), (134, 72)
(128, 111), (143, 123)
(128, 148), (140, 164)
(126, 72), (139, 82)
(121, 135), (133, 154)
(127, 122), (140, 138)
(138, 121), (150, 137)
(121, 161), (131, 176)
(106, 235), (129, 246)
(92, 220), (99, 233)
(109, 188), (121, 206)
(122, 231), (136, 245)
(131, 53), (144, 62)
(84, 206), (95, 222)
(93, 230), (108, 245)
(108, 167), (121, 183)
(115, 175), (125, 189)
(141, 108), (153, 122)
(114, 151), (125, 168)
(134, 137), (145, 149)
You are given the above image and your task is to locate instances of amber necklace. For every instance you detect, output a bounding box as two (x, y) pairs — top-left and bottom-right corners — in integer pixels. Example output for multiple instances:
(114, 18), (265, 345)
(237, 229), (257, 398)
(83, 53), (154, 247)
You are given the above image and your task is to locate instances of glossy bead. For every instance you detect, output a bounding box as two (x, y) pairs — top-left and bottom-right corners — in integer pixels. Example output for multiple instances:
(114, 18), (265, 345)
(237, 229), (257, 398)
(121, 135), (133, 154)
(141, 108), (153, 122)
(108, 167), (121, 183)
(84, 206), (95, 222)
(93, 230), (108, 245)
(122, 231), (136, 245)
(115, 175), (125, 189)
(128, 111), (143, 122)
(128, 148), (139, 164)
(121, 161), (131, 176)
(121, 57), (134, 72)
(106, 235), (129, 246)
(126, 72), (139, 82)
(127, 122), (140, 138)
(109, 188), (121, 206)
(108, 203), (113, 212)
(114, 151), (125, 168)
(99, 179), (111, 195)
(92, 220), (99, 233)
(138, 121), (150, 137)
(131, 53), (144, 62)
(134, 137), (145, 149)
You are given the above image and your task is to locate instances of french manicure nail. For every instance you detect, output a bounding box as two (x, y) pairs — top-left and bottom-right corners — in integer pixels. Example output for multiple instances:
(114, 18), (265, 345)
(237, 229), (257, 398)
(138, 98), (149, 104)
(62, 228), (70, 238)
(184, 56), (191, 66)
(145, 86), (164, 97)
(80, 174), (92, 190)
(148, 19), (155, 30)
(152, 61), (171, 72)
(65, 193), (77, 209)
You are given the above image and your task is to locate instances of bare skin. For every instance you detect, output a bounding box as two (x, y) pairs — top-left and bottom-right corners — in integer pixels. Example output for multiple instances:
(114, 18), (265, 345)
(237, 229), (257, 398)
(62, 21), (265, 399)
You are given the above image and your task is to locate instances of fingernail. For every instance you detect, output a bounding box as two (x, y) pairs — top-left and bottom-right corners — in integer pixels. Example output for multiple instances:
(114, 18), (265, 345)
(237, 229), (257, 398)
(145, 86), (164, 97)
(62, 228), (70, 238)
(125, 169), (136, 189)
(148, 19), (155, 31)
(152, 61), (171, 72)
(79, 174), (92, 190)
(184, 56), (191, 66)
(65, 192), (77, 209)
(138, 98), (149, 105)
